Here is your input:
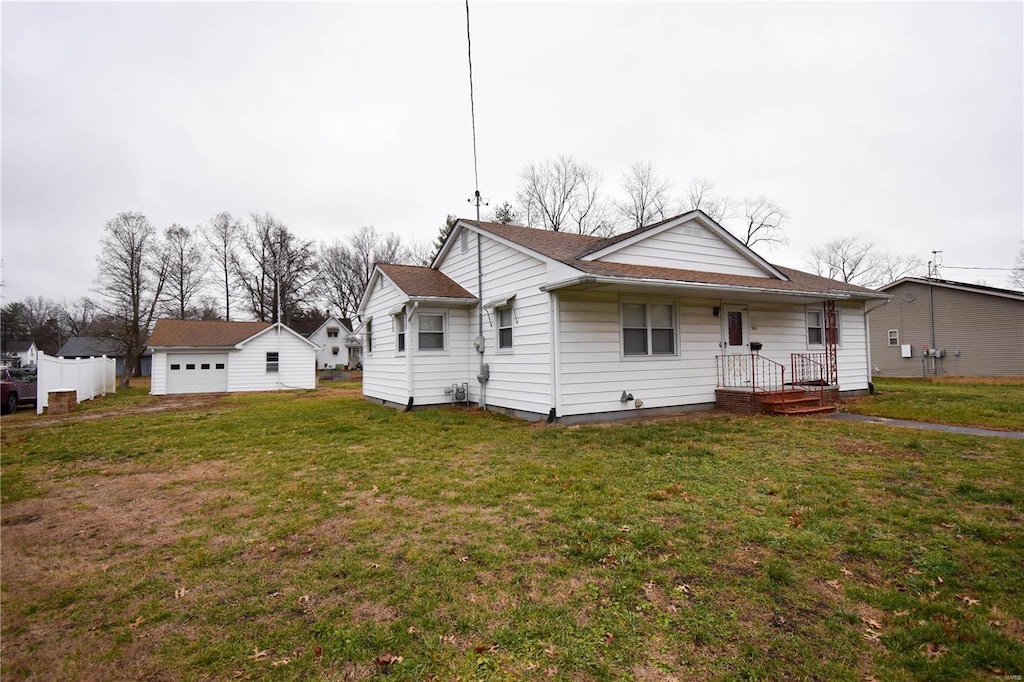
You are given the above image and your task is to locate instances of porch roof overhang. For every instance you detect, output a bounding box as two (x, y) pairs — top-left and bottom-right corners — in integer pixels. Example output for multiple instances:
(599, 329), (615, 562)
(539, 273), (891, 304)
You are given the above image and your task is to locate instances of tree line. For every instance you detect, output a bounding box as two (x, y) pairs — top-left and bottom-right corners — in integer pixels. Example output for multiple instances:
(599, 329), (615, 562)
(1, 211), (426, 385)
(466, 154), (929, 288)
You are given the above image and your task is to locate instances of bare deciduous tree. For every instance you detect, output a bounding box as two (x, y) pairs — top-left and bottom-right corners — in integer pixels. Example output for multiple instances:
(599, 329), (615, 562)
(516, 155), (610, 235)
(616, 160), (676, 230)
(738, 196), (789, 249)
(807, 236), (924, 288)
(319, 226), (408, 319)
(1011, 244), (1024, 291)
(94, 212), (168, 388)
(163, 224), (209, 319)
(683, 178), (734, 224)
(233, 212), (318, 325)
(871, 252), (925, 287)
(204, 212), (242, 321)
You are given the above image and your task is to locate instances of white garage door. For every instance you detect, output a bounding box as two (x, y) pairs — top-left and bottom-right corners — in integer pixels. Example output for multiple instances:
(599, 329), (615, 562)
(166, 354), (229, 394)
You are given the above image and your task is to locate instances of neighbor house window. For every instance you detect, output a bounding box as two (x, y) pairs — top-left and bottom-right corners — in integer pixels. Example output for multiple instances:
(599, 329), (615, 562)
(622, 302), (676, 356)
(497, 305), (513, 350)
(327, 327), (339, 338)
(888, 329), (899, 346)
(806, 309), (824, 346)
(418, 314), (445, 350)
(332, 346), (339, 355)
(395, 312), (406, 353)
(266, 352), (279, 373)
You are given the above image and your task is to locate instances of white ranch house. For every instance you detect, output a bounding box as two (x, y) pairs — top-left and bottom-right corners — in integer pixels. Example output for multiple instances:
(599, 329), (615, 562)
(148, 319), (317, 395)
(359, 211), (887, 422)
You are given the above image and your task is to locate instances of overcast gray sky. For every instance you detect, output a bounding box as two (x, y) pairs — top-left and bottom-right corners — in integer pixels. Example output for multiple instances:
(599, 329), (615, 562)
(2, 0), (1022, 305)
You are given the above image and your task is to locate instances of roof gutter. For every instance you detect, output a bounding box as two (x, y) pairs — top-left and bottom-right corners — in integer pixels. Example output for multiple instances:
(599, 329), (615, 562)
(538, 274), (891, 300)
(407, 296), (479, 306)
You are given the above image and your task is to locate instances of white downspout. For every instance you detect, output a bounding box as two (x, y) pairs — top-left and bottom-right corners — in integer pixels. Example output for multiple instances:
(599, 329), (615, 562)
(550, 291), (562, 418)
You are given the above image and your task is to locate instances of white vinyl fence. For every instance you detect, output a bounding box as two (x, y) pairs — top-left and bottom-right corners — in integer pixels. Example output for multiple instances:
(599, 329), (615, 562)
(36, 352), (117, 414)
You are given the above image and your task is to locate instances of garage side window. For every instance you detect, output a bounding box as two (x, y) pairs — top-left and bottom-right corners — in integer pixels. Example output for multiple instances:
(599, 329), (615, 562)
(266, 352), (279, 373)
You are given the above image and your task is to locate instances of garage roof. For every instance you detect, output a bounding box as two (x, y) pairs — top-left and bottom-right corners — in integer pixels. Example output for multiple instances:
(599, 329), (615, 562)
(148, 320), (272, 348)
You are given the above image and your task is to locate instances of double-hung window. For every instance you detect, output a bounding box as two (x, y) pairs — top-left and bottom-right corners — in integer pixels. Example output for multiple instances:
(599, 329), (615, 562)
(395, 313), (406, 353)
(496, 305), (513, 350)
(266, 352), (279, 373)
(418, 314), (445, 350)
(806, 307), (841, 346)
(365, 319), (373, 354)
(888, 329), (899, 346)
(622, 302), (675, 356)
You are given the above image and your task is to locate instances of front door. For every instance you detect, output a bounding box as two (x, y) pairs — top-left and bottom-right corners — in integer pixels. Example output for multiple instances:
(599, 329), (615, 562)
(720, 305), (750, 385)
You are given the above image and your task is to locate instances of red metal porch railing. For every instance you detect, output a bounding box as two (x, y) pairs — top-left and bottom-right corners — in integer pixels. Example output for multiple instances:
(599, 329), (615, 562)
(790, 353), (826, 406)
(716, 354), (787, 395)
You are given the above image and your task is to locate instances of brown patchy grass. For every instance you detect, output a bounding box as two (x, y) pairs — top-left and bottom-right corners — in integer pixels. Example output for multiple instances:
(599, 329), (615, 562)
(2, 385), (1022, 680)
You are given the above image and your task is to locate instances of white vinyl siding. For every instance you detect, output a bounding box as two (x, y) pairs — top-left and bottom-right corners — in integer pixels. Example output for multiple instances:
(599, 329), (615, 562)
(596, 218), (770, 277)
(558, 295), (871, 416)
(559, 292), (718, 416)
(361, 277), (411, 405)
(436, 230), (554, 415)
(226, 328), (315, 393)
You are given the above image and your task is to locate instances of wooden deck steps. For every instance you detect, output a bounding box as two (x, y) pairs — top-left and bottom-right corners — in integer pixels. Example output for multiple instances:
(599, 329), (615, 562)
(758, 389), (836, 416)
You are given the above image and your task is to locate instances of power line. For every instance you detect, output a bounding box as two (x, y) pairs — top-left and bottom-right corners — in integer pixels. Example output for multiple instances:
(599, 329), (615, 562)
(942, 266), (1016, 271)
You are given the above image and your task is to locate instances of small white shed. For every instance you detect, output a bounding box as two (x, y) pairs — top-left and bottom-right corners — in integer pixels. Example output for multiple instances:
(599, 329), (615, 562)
(148, 319), (317, 396)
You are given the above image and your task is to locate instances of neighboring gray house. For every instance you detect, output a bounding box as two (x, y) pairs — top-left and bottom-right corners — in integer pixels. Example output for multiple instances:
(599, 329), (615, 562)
(359, 211), (885, 423)
(869, 277), (1024, 377)
(2, 341), (38, 368)
(56, 337), (153, 377)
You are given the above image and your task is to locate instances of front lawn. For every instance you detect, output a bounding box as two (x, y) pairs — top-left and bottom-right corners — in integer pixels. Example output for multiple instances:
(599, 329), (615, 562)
(848, 378), (1024, 431)
(2, 384), (1022, 680)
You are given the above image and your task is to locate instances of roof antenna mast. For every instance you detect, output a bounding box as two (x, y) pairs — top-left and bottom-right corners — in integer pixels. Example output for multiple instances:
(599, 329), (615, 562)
(464, 0), (487, 219)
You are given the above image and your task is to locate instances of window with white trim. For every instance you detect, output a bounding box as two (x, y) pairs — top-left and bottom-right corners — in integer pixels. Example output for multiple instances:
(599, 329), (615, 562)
(496, 305), (513, 350)
(327, 327), (339, 338)
(418, 313), (445, 351)
(266, 352), (279, 373)
(806, 307), (841, 346)
(365, 319), (373, 354)
(395, 312), (406, 353)
(806, 310), (824, 346)
(888, 329), (899, 346)
(622, 302), (676, 356)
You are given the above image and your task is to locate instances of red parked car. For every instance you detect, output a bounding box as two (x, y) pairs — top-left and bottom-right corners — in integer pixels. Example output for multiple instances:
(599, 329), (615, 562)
(1, 367), (37, 414)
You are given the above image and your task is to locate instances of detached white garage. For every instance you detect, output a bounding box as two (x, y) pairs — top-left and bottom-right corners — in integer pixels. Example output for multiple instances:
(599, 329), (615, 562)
(148, 319), (317, 396)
